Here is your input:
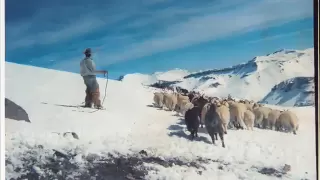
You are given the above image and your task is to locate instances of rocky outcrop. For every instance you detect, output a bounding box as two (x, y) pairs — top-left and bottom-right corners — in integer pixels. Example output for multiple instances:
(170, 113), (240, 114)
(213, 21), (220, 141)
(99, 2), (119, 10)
(5, 98), (31, 123)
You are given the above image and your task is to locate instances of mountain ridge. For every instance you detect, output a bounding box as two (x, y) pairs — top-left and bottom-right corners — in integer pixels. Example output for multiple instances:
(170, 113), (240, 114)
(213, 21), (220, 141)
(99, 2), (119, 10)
(122, 47), (314, 107)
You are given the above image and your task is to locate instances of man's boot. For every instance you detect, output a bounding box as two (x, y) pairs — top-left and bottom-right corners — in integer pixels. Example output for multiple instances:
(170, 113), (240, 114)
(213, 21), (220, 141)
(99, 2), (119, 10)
(92, 88), (103, 109)
(84, 89), (92, 108)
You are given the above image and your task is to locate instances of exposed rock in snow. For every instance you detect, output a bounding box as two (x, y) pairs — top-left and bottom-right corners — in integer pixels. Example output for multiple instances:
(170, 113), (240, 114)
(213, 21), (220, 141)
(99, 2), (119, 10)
(5, 98), (31, 123)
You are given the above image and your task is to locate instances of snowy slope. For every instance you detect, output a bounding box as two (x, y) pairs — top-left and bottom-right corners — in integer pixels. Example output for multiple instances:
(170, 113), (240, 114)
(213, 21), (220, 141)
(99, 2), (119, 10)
(260, 77), (315, 107)
(124, 48), (314, 106)
(5, 62), (317, 180)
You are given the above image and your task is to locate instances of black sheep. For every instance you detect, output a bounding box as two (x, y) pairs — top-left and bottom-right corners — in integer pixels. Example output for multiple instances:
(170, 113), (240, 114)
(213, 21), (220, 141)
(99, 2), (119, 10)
(192, 95), (209, 128)
(184, 106), (201, 140)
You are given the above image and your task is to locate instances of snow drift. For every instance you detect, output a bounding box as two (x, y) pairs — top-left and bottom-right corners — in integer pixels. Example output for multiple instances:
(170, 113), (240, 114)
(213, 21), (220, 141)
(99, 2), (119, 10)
(5, 59), (317, 180)
(125, 48), (314, 107)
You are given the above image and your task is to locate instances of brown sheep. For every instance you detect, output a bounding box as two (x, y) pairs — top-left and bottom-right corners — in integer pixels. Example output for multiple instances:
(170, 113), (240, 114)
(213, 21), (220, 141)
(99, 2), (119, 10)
(213, 100), (230, 134)
(275, 110), (299, 134)
(205, 103), (226, 148)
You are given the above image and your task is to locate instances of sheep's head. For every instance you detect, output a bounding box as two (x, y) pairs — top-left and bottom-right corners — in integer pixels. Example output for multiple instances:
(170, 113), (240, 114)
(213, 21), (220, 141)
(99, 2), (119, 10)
(216, 103), (222, 107)
(227, 100), (235, 105)
(228, 98), (235, 102)
(194, 95), (209, 108)
(252, 103), (261, 109)
(172, 92), (179, 97)
(244, 99), (251, 104)
(221, 100), (229, 107)
(208, 102), (218, 112)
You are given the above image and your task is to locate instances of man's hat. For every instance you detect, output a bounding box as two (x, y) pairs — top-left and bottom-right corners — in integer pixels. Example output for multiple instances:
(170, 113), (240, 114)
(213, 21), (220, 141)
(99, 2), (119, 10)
(83, 48), (92, 55)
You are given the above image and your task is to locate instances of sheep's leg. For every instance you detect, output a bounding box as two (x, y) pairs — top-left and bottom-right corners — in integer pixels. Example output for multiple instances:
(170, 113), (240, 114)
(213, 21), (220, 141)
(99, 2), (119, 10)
(190, 131), (195, 141)
(268, 121), (273, 130)
(218, 132), (225, 148)
(234, 116), (239, 129)
(234, 116), (242, 130)
(214, 133), (218, 140)
(233, 121), (238, 129)
(233, 121), (237, 129)
(239, 117), (247, 130)
(181, 110), (185, 117)
(228, 118), (235, 129)
(223, 123), (228, 134)
(210, 134), (216, 145)
(159, 102), (163, 109)
(195, 130), (198, 137)
(262, 119), (267, 129)
(179, 108), (183, 116)
(199, 116), (203, 128)
(182, 108), (187, 117)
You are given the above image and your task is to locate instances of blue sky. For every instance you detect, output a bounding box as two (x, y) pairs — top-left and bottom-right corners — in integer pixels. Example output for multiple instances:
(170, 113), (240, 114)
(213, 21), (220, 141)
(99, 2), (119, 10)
(6, 0), (314, 79)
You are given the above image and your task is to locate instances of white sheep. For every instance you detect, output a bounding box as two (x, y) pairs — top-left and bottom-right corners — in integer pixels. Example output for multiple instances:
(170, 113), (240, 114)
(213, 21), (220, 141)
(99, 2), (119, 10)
(227, 101), (247, 130)
(275, 110), (299, 134)
(243, 110), (255, 130)
(179, 99), (194, 116)
(176, 93), (190, 110)
(153, 92), (164, 108)
(252, 106), (272, 129)
(267, 109), (282, 130)
(162, 92), (178, 111)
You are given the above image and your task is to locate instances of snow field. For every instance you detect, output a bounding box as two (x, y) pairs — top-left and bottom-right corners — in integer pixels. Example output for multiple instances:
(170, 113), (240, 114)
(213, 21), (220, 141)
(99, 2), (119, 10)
(5, 59), (316, 179)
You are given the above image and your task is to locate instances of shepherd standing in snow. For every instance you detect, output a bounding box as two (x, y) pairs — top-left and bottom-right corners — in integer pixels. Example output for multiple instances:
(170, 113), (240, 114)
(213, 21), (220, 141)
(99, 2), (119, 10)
(80, 48), (107, 109)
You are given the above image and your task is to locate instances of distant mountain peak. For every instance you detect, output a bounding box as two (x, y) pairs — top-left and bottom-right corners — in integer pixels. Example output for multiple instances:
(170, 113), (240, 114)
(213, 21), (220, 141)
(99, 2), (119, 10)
(122, 47), (314, 107)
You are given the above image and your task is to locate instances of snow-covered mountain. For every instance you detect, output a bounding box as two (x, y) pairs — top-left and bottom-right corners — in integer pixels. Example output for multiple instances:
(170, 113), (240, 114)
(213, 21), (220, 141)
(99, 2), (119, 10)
(260, 76), (315, 107)
(5, 62), (317, 179)
(122, 48), (314, 107)
(121, 68), (189, 86)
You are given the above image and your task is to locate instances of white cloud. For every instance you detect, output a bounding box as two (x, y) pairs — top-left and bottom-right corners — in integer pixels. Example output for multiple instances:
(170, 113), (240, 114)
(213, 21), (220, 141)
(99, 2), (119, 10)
(7, 17), (107, 49)
(94, 0), (313, 65)
(246, 28), (313, 44)
(5, 0), (149, 50)
(6, 0), (313, 69)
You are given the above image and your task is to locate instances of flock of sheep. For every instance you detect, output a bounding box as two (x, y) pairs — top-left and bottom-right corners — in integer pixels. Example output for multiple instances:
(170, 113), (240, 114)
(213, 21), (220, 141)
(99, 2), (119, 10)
(153, 89), (300, 148)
